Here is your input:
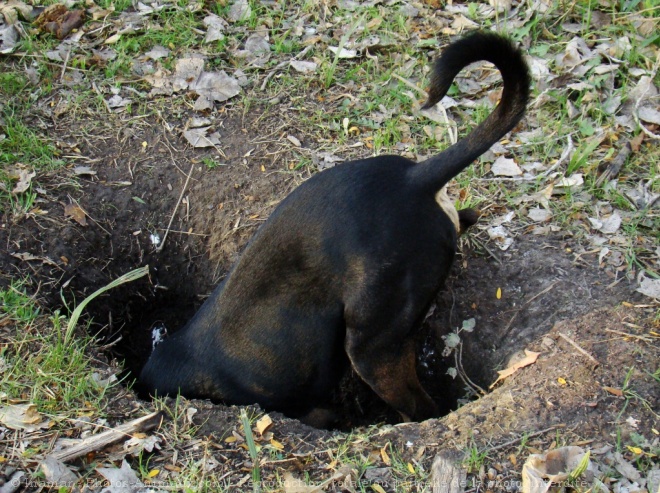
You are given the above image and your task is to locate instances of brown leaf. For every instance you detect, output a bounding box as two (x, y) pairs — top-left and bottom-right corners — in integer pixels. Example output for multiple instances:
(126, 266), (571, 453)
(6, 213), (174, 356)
(0, 403), (44, 431)
(11, 169), (36, 194)
(630, 132), (644, 152)
(35, 5), (85, 39)
(255, 414), (273, 435)
(602, 386), (623, 397)
(283, 468), (352, 493)
(380, 445), (391, 466)
(64, 203), (87, 226)
(490, 350), (541, 388)
(282, 472), (317, 493)
(11, 252), (58, 266)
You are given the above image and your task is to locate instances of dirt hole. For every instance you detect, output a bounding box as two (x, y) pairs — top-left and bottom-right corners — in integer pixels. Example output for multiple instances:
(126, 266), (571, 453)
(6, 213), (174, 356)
(78, 229), (627, 431)
(84, 251), (475, 430)
(1, 112), (632, 430)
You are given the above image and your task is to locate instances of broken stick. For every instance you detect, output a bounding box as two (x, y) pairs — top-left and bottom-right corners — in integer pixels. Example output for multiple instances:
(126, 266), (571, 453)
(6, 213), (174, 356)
(50, 411), (163, 462)
(558, 332), (599, 366)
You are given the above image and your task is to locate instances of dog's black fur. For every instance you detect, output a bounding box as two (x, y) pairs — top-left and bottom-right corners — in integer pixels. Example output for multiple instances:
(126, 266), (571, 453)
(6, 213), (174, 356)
(139, 31), (530, 425)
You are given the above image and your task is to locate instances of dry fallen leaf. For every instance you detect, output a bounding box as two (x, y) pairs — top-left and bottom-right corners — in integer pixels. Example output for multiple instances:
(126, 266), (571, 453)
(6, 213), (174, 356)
(96, 460), (145, 493)
(1, 0), (34, 24)
(203, 14), (226, 43)
(11, 252), (58, 266)
(588, 211), (621, 234)
(522, 446), (599, 493)
(183, 127), (221, 148)
(11, 169), (36, 194)
(490, 350), (541, 388)
(0, 403), (44, 431)
(630, 132), (644, 152)
(381, 445), (391, 466)
(636, 274), (660, 300)
(228, 0), (251, 22)
(64, 203), (87, 226)
(492, 156), (523, 177)
(255, 414), (273, 435)
(528, 208), (552, 223)
(190, 70), (241, 109)
(41, 456), (78, 487)
(487, 225), (513, 251)
(328, 46), (358, 59)
(270, 438), (284, 450)
(290, 60), (317, 73)
(123, 434), (162, 456)
(0, 22), (20, 54)
(602, 386), (623, 396)
(553, 173), (584, 193)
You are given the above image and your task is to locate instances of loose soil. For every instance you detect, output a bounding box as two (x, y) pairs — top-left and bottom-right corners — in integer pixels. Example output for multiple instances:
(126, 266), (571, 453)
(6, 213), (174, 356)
(1, 96), (657, 491)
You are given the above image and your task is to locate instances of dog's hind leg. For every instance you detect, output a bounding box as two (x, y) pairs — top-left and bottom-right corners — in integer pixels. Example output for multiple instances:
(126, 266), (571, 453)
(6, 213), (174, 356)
(345, 329), (438, 421)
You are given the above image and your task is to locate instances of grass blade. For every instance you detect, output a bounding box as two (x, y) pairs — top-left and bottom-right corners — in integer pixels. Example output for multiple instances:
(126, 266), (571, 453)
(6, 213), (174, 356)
(64, 266), (149, 346)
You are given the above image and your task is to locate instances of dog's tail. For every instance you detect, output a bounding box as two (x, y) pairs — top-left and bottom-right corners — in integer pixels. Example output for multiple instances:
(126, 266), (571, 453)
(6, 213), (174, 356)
(410, 31), (530, 193)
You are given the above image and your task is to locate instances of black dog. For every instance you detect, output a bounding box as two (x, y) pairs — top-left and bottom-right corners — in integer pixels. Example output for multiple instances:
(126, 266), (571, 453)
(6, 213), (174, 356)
(140, 31), (530, 425)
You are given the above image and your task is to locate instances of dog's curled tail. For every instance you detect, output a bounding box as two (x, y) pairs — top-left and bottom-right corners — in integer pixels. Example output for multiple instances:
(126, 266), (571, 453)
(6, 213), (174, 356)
(411, 31), (530, 192)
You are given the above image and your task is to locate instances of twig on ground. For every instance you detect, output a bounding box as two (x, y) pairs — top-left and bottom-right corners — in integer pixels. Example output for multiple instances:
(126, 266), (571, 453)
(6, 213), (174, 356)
(472, 238), (503, 266)
(525, 280), (560, 305)
(596, 141), (632, 187)
(59, 46), (71, 83)
(156, 163), (195, 254)
(391, 72), (426, 98)
(50, 411), (163, 462)
(455, 342), (487, 396)
(260, 45), (313, 90)
(91, 82), (112, 114)
(66, 195), (111, 236)
(156, 228), (209, 237)
(558, 332), (600, 366)
(541, 135), (574, 178)
(487, 425), (562, 453)
(604, 328), (655, 343)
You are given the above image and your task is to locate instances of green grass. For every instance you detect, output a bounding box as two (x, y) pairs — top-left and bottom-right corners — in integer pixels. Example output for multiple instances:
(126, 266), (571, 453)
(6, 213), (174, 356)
(0, 100), (65, 214)
(0, 109), (60, 168)
(0, 282), (110, 414)
(463, 441), (489, 474)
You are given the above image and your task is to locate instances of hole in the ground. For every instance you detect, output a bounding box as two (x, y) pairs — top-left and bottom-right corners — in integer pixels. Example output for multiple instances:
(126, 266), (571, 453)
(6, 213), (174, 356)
(23, 194), (626, 432)
(16, 218), (628, 432)
(77, 246), (491, 431)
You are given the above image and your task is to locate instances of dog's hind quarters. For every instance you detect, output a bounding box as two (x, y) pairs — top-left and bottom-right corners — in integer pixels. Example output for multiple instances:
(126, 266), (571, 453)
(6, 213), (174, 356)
(139, 31), (530, 427)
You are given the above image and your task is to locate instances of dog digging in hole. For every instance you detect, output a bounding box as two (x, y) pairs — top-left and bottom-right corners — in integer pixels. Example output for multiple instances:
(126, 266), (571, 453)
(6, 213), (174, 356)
(139, 31), (531, 427)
